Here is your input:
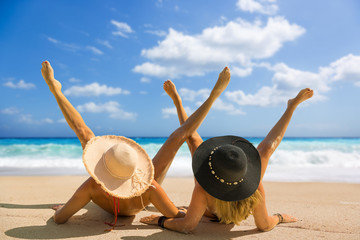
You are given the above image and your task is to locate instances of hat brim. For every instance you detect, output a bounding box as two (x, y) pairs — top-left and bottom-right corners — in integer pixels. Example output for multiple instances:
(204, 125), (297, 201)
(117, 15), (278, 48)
(83, 135), (154, 199)
(192, 136), (261, 201)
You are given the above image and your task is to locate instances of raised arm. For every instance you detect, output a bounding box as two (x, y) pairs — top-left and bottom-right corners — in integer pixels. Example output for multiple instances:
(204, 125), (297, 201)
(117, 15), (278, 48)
(41, 61), (94, 149)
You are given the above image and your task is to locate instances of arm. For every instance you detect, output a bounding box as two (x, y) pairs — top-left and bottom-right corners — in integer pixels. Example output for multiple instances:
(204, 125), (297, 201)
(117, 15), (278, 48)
(253, 182), (297, 231)
(149, 180), (184, 218)
(41, 61), (94, 149)
(141, 182), (207, 233)
(53, 178), (92, 224)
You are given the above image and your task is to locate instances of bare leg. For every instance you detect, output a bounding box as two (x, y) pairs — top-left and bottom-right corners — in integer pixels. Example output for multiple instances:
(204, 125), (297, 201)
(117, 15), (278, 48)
(153, 67), (231, 184)
(163, 80), (203, 156)
(257, 88), (314, 179)
(41, 61), (94, 149)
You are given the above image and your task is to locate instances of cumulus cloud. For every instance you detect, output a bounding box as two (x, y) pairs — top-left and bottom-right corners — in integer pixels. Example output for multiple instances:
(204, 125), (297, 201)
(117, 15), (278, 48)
(111, 20), (134, 38)
(3, 79), (35, 89)
(236, 0), (278, 15)
(226, 54), (360, 107)
(133, 17), (305, 78)
(178, 88), (243, 115)
(77, 101), (137, 120)
(64, 82), (130, 97)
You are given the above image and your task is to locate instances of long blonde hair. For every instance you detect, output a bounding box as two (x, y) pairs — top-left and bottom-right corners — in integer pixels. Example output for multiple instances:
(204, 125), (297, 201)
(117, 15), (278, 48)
(214, 189), (262, 225)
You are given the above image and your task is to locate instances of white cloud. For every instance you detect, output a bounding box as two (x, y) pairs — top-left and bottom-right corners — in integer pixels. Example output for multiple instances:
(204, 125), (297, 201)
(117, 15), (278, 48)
(47, 37), (59, 44)
(68, 77), (81, 83)
(57, 118), (67, 123)
(18, 114), (54, 124)
(96, 39), (113, 49)
(77, 101), (137, 120)
(226, 54), (360, 107)
(178, 88), (243, 115)
(162, 106), (193, 118)
(236, 0), (278, 15)
(140, 91), (148, 95)
(133, 62), (179, 78)
(179, 88), (210, 101)
(86, 46), (104, 55)
(211, 98), (245, 115)
(133, 17), (305, 78)
(47, 37), (80, 52)
(64, 82), (130, 97)
(140, 77), (151, 83)
(3, 79), (35, 89)
(232, 66), (253, 77)
(324, 54), (360, 83)
(1, 107), (19, 115)
(47, 37), (104, 55)
(144, 30), (167, 37)
(111, 20), (134, 38)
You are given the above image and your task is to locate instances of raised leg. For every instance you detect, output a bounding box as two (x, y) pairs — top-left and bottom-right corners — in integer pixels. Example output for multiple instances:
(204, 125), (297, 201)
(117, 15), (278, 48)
(41, 61), (95, 149)
(153, 67), (231, 184)
(163, 80), (203, 156)
(257, 88), (314, 179)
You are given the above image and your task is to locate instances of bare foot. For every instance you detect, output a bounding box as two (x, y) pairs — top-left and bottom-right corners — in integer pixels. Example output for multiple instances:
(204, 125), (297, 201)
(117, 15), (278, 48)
(164, 80), (181, 103)
(210, 67), (231, 98)
(288, 88), (314, 108)
(51, 204), (64, 211)
(41, 61), (62, 93)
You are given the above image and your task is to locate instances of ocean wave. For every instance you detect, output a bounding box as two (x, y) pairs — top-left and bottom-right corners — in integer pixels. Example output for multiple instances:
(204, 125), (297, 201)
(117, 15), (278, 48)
(1, 138), (359, 182)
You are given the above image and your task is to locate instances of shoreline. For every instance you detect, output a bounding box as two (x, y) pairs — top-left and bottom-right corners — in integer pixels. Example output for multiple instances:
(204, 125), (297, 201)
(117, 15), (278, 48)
(1, 176), (359, 239)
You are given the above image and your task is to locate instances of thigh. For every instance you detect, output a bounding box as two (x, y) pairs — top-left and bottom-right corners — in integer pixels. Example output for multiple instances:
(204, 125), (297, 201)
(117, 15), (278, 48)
(152, 129), (185, 178)
(187, 134), (203, 157)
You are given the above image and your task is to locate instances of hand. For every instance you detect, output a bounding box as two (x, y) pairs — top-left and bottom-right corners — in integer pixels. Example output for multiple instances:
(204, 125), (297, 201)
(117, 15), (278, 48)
(275, 213), (297, 224)
(140, 215), (161, 225)
(281, 213), (297, 223)
(51, 204), (64, 211)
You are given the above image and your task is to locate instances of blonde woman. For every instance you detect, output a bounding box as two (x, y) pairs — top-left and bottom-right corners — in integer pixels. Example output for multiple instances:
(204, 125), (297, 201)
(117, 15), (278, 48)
(41, 61), (230, 228)
(141, 80), (313, 233)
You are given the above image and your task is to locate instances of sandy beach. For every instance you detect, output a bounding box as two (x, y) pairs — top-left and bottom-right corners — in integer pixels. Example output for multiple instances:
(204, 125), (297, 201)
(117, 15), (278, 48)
(0, 176), (359, 240)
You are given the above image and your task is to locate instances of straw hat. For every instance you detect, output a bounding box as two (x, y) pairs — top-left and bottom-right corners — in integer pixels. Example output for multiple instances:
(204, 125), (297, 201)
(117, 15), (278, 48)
(83, 135), (154, 199)
(192, 136), (261, 201)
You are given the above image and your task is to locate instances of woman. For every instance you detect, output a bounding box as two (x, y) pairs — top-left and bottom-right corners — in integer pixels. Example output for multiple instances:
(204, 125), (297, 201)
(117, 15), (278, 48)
(41, 61), (231, 229)
(141, 80), (313, 233)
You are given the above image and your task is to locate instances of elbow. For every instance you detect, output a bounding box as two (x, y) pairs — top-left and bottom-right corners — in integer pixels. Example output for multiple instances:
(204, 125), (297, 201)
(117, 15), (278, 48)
(180, 223), (197, 234)
(53, 212), (68, 224)
(255, 218), (273, 232)
(256, 222), (274, 232)
(181, 226), (195, 234)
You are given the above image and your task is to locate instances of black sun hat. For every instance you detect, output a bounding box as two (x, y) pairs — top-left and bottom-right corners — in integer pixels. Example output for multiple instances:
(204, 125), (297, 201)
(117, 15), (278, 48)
(192, 136), (261, 201)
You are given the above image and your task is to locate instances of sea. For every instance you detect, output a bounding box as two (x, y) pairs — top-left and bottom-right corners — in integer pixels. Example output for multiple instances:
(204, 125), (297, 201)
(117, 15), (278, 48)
(0, 137), (359, 183)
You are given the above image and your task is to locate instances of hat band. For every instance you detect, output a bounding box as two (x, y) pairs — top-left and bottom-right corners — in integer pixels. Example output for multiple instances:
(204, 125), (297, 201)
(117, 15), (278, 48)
(208, 146), (244, 186)
(102, 155), (135, 180)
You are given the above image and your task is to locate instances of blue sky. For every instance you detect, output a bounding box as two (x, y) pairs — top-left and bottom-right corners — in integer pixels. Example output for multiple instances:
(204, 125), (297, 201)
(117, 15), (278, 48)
(1, 0), (360, 138)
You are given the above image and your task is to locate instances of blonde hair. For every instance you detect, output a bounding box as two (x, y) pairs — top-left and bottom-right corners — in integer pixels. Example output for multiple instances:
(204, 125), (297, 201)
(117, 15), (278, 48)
(214, 189), (262, 225)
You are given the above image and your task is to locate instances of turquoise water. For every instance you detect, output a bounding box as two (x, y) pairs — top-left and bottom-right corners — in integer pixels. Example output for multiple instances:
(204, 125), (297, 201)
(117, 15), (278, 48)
(1, 137), (359, 182)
